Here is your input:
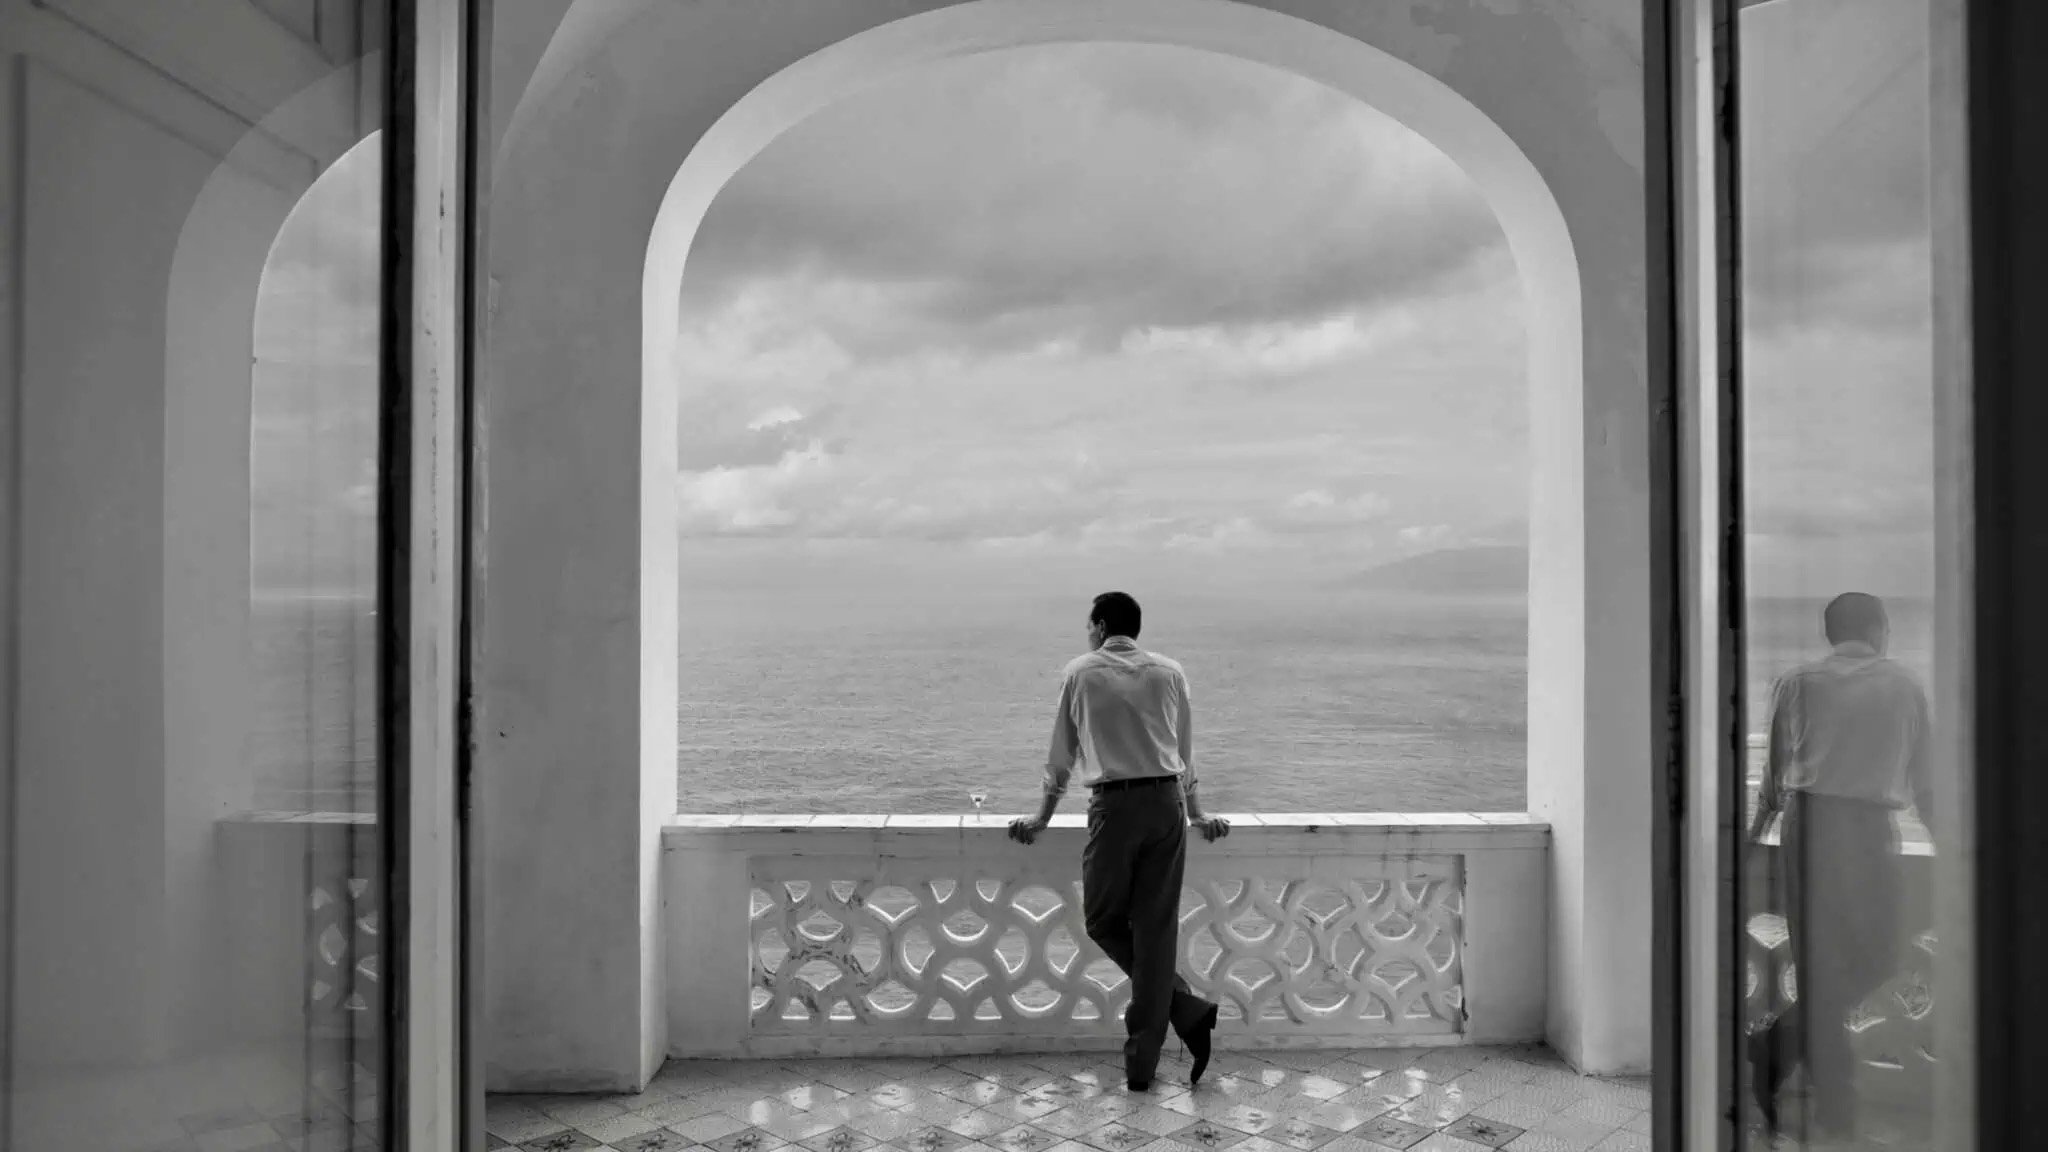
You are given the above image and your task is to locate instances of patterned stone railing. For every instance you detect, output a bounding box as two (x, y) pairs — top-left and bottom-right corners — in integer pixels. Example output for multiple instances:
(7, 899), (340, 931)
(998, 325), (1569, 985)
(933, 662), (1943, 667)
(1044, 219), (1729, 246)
(218, 812), (382, 1044)
(1745, 836), (1938, 1104)
(664, 814), (1548, 1059)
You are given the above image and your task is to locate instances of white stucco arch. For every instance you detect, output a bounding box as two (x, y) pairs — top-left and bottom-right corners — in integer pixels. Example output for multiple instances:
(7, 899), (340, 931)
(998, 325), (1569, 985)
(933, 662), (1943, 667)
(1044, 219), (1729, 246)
(484, 0), (1651, 1088)
(160, 56), (381, 1057)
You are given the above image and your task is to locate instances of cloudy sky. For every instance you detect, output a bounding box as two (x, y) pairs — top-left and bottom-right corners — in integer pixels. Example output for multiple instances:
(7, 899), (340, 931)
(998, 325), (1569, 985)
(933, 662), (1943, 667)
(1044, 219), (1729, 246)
(670, 43), (1527, 599)
(252, 0), (1935, 601)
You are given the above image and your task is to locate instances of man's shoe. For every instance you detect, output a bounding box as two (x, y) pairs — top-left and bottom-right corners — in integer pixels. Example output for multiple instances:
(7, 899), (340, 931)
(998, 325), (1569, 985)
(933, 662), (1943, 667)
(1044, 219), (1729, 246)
(1187, 1003), (1219, 1085)
(1127, 1079), (1150, 1092)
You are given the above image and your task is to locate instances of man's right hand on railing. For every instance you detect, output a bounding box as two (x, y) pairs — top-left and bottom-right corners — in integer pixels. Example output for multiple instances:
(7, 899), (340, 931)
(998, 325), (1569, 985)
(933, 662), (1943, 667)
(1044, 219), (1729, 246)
(1008, 816), (1049, 845)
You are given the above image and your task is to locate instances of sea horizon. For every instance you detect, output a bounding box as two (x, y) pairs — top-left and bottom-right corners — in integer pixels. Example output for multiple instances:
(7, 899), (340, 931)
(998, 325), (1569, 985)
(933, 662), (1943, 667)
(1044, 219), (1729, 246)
(243, 585), (1932, 816)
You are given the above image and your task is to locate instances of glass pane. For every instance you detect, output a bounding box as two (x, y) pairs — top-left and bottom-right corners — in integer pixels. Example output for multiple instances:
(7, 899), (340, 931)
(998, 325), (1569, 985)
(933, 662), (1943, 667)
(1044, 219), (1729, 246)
(1734, 0), (1966, 1147)
(4, 3), (391, 1149)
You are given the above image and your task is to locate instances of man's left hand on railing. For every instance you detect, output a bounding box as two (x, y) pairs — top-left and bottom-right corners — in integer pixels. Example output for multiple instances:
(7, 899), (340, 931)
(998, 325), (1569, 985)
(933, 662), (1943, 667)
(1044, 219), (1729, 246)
(1190, 816), (1230, 842)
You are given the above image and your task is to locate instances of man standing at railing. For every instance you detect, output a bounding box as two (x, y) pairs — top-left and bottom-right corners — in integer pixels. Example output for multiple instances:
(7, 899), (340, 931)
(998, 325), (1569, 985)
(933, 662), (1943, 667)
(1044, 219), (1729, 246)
(1008, 591), (1232, 1093)
(1747, 591), (1935, 1143)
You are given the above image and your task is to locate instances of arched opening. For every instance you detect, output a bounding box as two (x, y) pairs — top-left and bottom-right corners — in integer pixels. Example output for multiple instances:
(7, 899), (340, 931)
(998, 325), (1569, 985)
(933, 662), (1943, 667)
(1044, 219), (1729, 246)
(481, 0), (1652, 1083)
(250, 131), (384, 813)
(666, 42), (1531, 818)
(155, 47), (384, 1091)
(641, 0), (1580, 816)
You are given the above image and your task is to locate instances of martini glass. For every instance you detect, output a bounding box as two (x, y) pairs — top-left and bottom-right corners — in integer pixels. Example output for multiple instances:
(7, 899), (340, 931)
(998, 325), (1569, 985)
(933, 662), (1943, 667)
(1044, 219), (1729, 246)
(970, 787), (990, 821)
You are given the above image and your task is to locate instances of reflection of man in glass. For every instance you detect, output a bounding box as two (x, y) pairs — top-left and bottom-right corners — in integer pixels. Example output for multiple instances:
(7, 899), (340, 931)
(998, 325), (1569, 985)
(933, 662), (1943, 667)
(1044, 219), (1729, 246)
(1748, 592), (1934, 1138)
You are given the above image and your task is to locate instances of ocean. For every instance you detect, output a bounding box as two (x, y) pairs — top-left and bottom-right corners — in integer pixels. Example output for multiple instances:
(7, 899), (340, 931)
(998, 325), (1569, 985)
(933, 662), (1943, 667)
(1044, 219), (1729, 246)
(678, 587), (1528, 815)
(244, 588), (1933, 816)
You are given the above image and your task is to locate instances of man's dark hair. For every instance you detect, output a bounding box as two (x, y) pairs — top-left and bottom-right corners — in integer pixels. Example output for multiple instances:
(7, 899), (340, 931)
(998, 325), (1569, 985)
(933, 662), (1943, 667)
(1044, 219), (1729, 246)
(1091, 591), (1142, 640)
(1823, 592), (1887, 645)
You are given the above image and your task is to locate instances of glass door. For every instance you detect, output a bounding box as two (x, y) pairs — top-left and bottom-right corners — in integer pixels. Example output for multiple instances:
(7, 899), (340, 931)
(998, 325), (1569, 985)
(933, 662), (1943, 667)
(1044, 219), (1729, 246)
(0, 0), (470, 1147)
(1673, 0), (1980, 1148)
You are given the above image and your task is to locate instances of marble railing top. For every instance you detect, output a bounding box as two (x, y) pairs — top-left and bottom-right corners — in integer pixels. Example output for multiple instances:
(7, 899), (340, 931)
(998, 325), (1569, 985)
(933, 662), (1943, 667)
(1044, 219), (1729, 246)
(667, 811), (1542, 830)
(662, 812), (1551, 854)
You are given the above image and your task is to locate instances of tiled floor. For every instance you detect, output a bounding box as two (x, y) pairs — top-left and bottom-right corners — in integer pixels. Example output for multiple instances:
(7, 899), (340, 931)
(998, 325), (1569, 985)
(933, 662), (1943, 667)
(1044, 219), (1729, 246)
(485, 1045), (1652, 1152)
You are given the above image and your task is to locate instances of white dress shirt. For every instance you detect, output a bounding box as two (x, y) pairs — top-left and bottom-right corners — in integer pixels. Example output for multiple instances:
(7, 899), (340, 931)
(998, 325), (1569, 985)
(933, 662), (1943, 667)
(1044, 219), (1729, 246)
(1043, 636), (1196, 798)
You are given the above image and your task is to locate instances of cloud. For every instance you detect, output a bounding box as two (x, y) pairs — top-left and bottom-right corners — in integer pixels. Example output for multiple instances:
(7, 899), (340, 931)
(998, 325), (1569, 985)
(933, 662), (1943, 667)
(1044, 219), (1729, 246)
(677, 440), (837, 534)
(1398, 524), (1458, 549)
(746, 405), (805, 431)
(681, 44), (1504, 358)
(1738, 0), (1931, 336)
(1279, 488), (1394, 530)
(1164, 518), (1268, 553)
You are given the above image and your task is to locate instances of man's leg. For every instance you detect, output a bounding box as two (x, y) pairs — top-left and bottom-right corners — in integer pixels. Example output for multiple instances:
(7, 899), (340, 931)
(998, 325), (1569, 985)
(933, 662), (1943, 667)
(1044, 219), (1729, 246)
(1802, 797), (1902, 1136)
(1082, 794), (1141, 1018)
(1120, 790), (1190, 1086)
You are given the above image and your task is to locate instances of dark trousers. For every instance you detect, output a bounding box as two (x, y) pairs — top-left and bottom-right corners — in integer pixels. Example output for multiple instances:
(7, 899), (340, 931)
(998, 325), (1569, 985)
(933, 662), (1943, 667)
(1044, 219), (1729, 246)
(1081, 782), (1214, 1083)
(1751, 790), (1902, 1133)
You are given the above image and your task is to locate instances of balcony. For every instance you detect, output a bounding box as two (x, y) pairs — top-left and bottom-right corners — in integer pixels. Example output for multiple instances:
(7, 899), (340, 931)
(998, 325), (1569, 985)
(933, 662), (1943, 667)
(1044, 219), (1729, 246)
(210, 805), (1934, 1150)
(482, 1043), (1652, 1152)
(663, 814), (1548, 1060)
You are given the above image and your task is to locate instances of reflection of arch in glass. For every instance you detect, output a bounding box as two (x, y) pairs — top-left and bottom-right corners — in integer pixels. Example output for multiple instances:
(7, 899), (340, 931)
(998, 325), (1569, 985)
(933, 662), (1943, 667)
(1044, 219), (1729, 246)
(250, 131), (382, 811)
(161, 54), (380, 1050)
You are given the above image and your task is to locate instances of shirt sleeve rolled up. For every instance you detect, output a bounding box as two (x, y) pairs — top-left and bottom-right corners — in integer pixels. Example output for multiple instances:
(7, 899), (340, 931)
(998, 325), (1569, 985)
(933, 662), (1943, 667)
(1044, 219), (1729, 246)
(1176, 669), (1196, 792)
(1043, 672), (1080, 798)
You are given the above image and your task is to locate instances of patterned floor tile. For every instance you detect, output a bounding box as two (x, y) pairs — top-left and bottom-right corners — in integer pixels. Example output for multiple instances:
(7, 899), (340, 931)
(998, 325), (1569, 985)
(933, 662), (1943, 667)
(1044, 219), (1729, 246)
(986, 1124), (1063, 1152)
(937, 1082), (1018, 1109)
(903, 1095), (983, 1126)
(1389, 1088), (1477, 1130)
(574, 1112), (663, 1146)
(1348, 1114), (1434, 1151)
(1280, 1078), (1353, 1104)
(1210, 1106), (1284, 1138)
(520, 1131), (603, 1152)
(1493, 1134), (1583, 1152)
(1462, 1099), (1553, 1134)
(669, 1114), (754, 1143)
(704, 1126), (789, 1152)
(490, 1110), (574, 1145)
(1111, 1106), (1197, 1139)
(811, 1099), (891, 1128)
(983, 1096), (1068, 1125)
(1024, 1081), (1105, 1106)
(481, 1046), (1644, 1152)
(1294, 1102), (1381, 1135)
(1554, 1101), (1633, 1132)
(786, 1087), (855, 1112)
(727, 1100), (802, 1129)
(1405, 1135), (1495, 1152)
(615, 1132), (698, 1152)
(802, 1127), (882, 1152)
(1077, 1122), (1163, 1152)
(1474, 1086), (1582, 1121)
(851, 1112), (932, 1143)
(945, 1110), (1025, 1140)
(899, 1125), (974, 1152)
(1440, 1116), (1524, 1149)
(1164, 1119), (1249, 1152)
(871, 1086), (925, 1111)
(1522, 1113), (1616, 1151)
(758, 1113), (850, 1144)
(1033, 1108), (1112, 1139)
(1257, 1118), (1341, 1152)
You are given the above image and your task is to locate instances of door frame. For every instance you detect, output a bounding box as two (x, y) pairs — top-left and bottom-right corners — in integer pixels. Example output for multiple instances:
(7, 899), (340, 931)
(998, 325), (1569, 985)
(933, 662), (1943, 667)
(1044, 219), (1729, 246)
(381, 0), (475, 1146)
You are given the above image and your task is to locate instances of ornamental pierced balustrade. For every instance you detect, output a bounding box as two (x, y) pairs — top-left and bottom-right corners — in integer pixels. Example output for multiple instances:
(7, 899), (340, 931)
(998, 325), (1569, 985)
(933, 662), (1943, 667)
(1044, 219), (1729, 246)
(667, 814), (1549, 1057)
(219, 812), (382, 1045)
(749, 858), (1463, 1038)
